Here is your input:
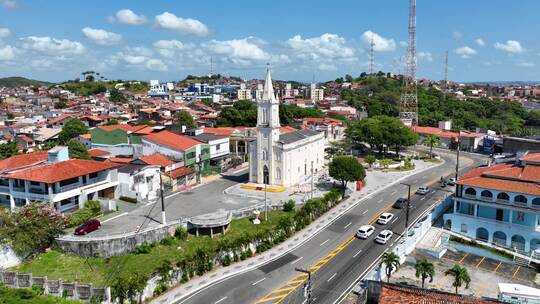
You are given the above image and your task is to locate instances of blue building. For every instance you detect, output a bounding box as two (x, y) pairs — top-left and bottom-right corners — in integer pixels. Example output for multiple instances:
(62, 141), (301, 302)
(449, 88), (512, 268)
(444, 152), (540, 253)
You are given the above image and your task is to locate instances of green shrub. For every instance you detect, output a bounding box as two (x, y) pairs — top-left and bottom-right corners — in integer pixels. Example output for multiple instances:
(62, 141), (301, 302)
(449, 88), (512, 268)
(85, 200), (101, 214)
(181, 273), (189, 283)
(160, 236), (176, 246)
(66, 200), (102, 228)
(222, 255), (231, 266)
(174, 227), (189, 241)
(133, 242), (155, 254)
(153, 281), (168, 296)
(31, 284), (44, 295)
(283, 199), (295, 212)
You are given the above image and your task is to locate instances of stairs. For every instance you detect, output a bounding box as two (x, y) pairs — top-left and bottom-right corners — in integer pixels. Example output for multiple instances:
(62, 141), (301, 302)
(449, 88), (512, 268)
(514, 255), (530, 267)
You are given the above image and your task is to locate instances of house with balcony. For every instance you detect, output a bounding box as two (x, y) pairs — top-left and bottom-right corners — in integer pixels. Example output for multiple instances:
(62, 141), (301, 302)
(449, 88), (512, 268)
(187, 129), (230, 169)
(443, 152), (540, 253)
(0, 146), (120, 213)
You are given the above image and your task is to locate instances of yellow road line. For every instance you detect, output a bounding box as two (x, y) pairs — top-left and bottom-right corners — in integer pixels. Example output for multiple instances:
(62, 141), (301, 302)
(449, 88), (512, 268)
(256, 294), (288, 303)
(459, 253), (469, 264)
(475, 257), (485, 268)
(274, 286), (297, 293)
(493, 262), (502, 272)
(368, 205), (392, 225)
(512, 266), (521, 278)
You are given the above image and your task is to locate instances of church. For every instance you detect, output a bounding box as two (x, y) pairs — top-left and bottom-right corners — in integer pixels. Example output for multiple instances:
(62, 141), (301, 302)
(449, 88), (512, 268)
(249, 67), (325, 187)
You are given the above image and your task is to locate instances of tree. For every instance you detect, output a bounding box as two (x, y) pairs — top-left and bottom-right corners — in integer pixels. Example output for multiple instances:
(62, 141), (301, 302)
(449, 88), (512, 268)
(526, 110), (540, 126)
(174, 110), (196, 130)
(54, 99), (67, 109)
(58, 118), (88, 144)
(0, 141), (18, 159)
(423, 135), (440, 159)
(109, 88), (127, 104)
(329, 156), (366, 197)
(104, 118), (119, 126)
(0, 202), (66, 256)
(364, 154), (376, 168)
(67, 140), (91, 159)
(380, 252), (401, 283)
(326, 141), (349, 159)
(415, 258), (435, 288)
(379, 158), (393, 169)
(444, 264), (471, 294)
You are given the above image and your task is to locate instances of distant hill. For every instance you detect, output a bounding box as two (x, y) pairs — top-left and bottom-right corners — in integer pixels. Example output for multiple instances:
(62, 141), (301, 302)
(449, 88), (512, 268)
(0, 77), (54, 88)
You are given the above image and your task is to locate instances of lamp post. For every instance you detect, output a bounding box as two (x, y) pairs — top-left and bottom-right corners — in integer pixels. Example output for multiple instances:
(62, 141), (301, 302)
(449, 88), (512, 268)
(295, 268), (312, 304)
(400, 182), (411, 236)
(455, 132), (461, 182)
(310, 161), (314, 200)
(159, 172), (167, 226)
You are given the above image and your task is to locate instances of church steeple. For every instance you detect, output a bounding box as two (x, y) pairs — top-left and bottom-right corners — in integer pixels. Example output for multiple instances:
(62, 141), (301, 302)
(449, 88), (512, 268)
(262, 63), (278, 104)
(257, 64), (280, 128)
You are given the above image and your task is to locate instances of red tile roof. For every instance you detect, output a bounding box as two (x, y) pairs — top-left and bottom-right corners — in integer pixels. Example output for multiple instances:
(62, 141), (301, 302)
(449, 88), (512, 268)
(106, 157), (134, 164)
(88, 149), (110, 157)
(165, 166), (194, 179)
(521, 153), (540, 163)
(279, 126), (297, 134)
(6, 159), (120, 183)
(137, 153), (174, 167)
(99, 124), (148, 133)
(143, 130), (202, 151)
(0, 151), (48, 172)
(202, 127), (244, 136)
(379, 282), (501, 303)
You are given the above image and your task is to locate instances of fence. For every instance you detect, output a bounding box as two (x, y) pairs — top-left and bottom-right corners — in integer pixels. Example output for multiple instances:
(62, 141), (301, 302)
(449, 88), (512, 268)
(0, 271), (110, 303)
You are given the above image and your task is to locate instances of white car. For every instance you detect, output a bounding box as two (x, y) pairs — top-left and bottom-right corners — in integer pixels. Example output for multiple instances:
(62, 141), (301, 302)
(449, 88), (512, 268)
(356, 225), (375, 239)
(416, 186), (429, 195)
(375, 230), (394, 244)
(377, 213), (394, 225)
(448, 178), (456, 186)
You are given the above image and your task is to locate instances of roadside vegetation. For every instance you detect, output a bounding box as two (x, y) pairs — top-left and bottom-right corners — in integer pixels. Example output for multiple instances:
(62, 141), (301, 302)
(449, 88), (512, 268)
(0, 284), (82, 304)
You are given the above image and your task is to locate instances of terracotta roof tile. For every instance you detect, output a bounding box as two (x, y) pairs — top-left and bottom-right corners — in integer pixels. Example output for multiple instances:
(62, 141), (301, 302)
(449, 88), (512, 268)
(165, 166), (194, 178)
(137, 153), (174, 167)
(379, 282), (501, 304)
(0, 151), (48, 172)
(88, 149), (110, 157)
(106, 157), (134, 164)
(143, 130), (201, 151)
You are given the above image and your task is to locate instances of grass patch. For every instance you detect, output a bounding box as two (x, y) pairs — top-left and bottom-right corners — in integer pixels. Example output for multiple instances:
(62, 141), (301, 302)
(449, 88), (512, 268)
(0, 283), (82, 303)
(11, 211), (293, 286)
(449, 235), (514, 260)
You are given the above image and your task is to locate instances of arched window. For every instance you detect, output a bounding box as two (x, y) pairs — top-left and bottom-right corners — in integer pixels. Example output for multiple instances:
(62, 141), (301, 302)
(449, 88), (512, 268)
(514, 195), (528, 204)
(493, 231), (507, 247)
(465, 188), (476, 196)
(532, 198), (540, 207)
(511, 235), (526, 251)
(497, 192), (509, 201)
(476, 227), (489, 242)
(262, 148), (268, 161)
(276, 167), (281, 180)
(480, 190), (493, 199)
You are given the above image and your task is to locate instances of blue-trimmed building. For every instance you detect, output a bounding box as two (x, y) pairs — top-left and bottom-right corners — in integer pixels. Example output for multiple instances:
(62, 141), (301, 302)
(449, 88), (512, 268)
(443, 152), (540, 253)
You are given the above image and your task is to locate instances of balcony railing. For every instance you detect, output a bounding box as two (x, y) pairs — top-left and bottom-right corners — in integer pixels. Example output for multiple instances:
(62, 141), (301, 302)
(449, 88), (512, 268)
(29, 188), (47, 195)
(56, 176), (108, 193)
(479, 196), (494, 202)
(463, 194), (476, 200)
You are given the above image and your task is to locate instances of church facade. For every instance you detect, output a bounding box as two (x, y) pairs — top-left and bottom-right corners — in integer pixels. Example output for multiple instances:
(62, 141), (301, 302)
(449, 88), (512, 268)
(249, 68), (325, 187)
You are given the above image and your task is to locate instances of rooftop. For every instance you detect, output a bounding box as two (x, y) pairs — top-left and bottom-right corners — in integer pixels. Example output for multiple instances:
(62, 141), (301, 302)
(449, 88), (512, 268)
(137, 153), (174, 167)
(278, 129), (321, 145)
(0, 151), (48, 173)
(143, 130), (202, 151)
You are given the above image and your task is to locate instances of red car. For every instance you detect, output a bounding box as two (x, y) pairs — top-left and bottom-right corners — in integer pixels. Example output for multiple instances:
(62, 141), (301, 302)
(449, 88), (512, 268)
(74, 219), (101, 235)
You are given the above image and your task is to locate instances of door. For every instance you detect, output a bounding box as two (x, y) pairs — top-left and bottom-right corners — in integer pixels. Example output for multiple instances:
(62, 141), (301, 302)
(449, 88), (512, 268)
(496, 209), (503, 221)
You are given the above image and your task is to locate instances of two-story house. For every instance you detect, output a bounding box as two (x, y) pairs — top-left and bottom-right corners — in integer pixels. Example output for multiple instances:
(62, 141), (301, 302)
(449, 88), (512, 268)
(187, 129), (230, 169)
(443, 152), (540, 253)
(0, 146), (120, 213)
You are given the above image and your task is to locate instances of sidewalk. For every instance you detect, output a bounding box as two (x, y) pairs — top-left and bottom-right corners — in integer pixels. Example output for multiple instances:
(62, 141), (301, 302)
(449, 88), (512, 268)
(151, 158), (442, 304)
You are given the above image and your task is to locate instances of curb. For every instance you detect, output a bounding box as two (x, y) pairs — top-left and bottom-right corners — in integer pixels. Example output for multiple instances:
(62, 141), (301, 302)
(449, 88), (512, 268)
(154, 158), (445, 304)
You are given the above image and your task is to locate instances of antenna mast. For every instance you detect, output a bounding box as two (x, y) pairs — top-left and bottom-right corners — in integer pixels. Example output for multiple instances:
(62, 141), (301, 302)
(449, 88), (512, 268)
(369, 35), (375, 75)
(399, 0), (418, 126)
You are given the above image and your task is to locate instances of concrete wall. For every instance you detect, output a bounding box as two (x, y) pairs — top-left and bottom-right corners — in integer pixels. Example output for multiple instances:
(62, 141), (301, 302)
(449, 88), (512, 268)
(0, 245), (21, 268)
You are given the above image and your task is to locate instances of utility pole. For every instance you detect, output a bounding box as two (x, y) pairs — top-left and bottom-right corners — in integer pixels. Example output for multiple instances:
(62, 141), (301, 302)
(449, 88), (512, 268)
(159, 172), (167, 226)
(295, 268), (312, 304)
(400, 183), (411, 236)
(310, 161), (314, 200)
(455, 132), (461, 182)
(264, 181), (268, 221)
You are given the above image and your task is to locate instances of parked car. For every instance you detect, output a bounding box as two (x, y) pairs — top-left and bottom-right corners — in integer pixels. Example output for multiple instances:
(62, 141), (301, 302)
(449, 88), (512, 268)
(447, 177), (456, 186)
(375, 230), (394, 244)
(393, 198), (408, 209)
(377, 212), (394, 225)
(356, 225), (375, 239)
(74, 219), (101, 235)
(416, 186), (429, 195)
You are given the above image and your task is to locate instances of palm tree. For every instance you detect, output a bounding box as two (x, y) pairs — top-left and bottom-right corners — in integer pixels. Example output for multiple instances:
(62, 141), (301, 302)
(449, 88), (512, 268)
(380, 252), (401, 283)
(423, 135), (441, 159)
(415, 258), (435, 288)
(444, 264), (471, 294)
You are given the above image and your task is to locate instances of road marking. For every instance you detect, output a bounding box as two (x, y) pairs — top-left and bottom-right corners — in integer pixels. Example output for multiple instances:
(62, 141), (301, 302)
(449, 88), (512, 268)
(420, 196), (426, 201)
(362, 209), (369, 215)
(459, 253), (469, 264)
(377, 199), (383, 203)
(344, 222), (352, 229)
(391, 191), (396, 195)
(215, 297), (228, 304)
(291, 256), (303, 264)
(327, 273), (337, 282)
(320, 239), (330, 246)
(391, 216), (399, 224)
(353, 249), (362, 258)
(252, 277), (266, 286)
(513, 266), (521, 278)
(493, 262), (502, 272)
(101, 212), (128, 223)
(475, 257), (485, 268)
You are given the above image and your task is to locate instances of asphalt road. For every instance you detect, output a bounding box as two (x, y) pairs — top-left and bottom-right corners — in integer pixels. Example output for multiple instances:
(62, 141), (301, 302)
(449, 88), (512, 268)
(175, 151), (487, 304)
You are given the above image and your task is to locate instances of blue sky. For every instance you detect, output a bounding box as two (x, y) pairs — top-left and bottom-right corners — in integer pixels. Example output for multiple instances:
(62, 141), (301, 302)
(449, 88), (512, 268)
(0, 0), (539, 83)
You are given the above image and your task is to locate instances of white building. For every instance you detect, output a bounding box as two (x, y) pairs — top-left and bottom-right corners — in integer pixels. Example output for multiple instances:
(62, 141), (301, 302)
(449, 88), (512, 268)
(237, 83), (253, 100)
(308, 83), (324, 101)
(117, 164), (160, 203)
(255, 83), (264, 101)
(249, 68), (324, 187)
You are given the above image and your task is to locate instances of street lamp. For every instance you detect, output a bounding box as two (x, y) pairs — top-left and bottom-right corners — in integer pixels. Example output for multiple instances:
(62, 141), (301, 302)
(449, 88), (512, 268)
(295, 268), (312, 304)
(455, 132), (461, 182)
(159, 172), (167, 226)
(400, 182), (411, 236)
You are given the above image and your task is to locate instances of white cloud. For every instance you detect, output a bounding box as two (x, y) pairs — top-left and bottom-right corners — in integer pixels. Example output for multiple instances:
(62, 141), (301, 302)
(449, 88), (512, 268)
(494, 40), (524, 54)
(475, 38), (485, 47)
(146, 58), (168, 71)
(452, 31), (462, 39)
(153, 39), (194, 58)
(517, 61), (535, 68)
(0, 45), (16, 60)
(361, 31), (396, 52)
(418, 51), (433, 62)
(0, 27), (10, 38)
(82, 27), (122, 45)
(124, 55), (147, 65)
(399, 41), (407, 48)
(0, 0), (16, 9)
(115, 9), (147, 25)
(286, 34), (356, 71)
(204, 37), (269, 63)
(154, 12), (209, 37)
(19, 36), (85, 55)
(455, 46), (477, 59)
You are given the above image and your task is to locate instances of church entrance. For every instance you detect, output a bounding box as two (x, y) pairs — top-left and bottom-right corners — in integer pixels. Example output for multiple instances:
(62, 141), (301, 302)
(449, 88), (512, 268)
(263, 165), (269, 185)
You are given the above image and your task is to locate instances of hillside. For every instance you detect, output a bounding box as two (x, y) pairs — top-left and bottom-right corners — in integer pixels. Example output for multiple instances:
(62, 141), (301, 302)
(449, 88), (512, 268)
(0, 76), (53, 88)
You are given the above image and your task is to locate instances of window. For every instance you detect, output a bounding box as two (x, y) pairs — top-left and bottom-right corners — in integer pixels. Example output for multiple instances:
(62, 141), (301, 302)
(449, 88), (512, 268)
(186, 152), (196, 159)
(514, 195), (527, 204)
(465, 188), (476, 196)
(60, 177), (79, 187)
(30, 181), (40, 186)
(460, 224), (468, 233)
(533, 198), (540, 207)
(89, 172), (98, 179)
(216, 144), (220, 151)
(497, 192), (510, 201)
(516, 211), (525, 222)
(480, 190), (493, 199)
(262, 149), (268, 161)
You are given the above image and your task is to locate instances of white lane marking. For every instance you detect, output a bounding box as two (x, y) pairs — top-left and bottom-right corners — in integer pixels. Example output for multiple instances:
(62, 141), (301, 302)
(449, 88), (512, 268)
(353, 249), (363, 258)
(391, 191), (397, 195)
(344, 222), (352, 229)
(252, 277), (266, 286)
(320, 239), (330, 246)
(391, 216), (399, 224)
(362, 209), (369, 215)
(102, 212), (128, 223)
(327, 273), (337, 282)
(291, 256), (303, 264)
(215, 297), (228, 304)
(420, 196), (426, 201)
(377, 199), (383, 203)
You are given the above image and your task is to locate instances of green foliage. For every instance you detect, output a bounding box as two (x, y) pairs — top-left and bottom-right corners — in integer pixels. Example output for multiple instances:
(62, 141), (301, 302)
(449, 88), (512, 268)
(415, 258), (435, 288)
(423, 135), (440, 159)
(0, 77), (52, 88)
(110, 271), (148, 304)
(217, 100), (257, 126)
(0, 202), (66, 256)
(61, 81), (107, 96)
(153, 281), (168, 296)
(222, 255), (231, 266)
(109, 89), (127, 104)
(66, 140), (91, 160)
(104, 118), (118, 126)
(329, 156), (366, 196)
(0, 283), (80, 303)
(174, 227), (189, 241)
(133, 242), (155, 254)
(380, 252), (401, 283)
(526, 110), (540, 127)
(444, 264), (471, 294)
(58, 119), (88, 144)
(174, 110), (196, 129)
(364, 154), (376, 168)
(0, 141), (18, 160)
(279, 104), (323, 125)
(66, 200), (101, 228)
(54, 100), (67, 109)
(160, 236), (176, 246)
(283, 199), (295, 212)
